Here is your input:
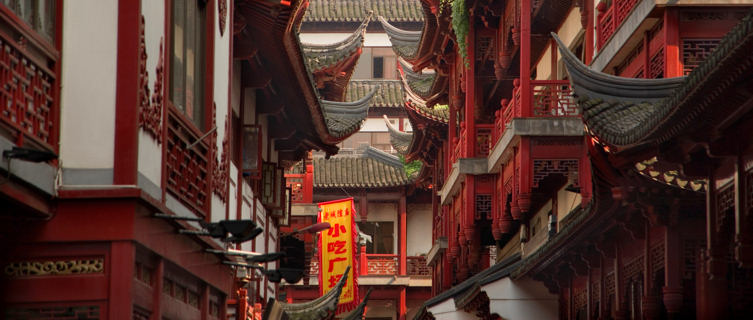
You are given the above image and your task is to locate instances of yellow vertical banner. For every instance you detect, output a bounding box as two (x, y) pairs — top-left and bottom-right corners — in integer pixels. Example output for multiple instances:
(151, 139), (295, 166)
(318, 198), (358, 313)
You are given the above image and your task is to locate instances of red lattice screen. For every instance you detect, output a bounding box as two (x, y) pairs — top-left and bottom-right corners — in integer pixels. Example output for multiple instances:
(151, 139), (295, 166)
(0, 34), (56, 150)
(475, 194), (492, 220)
(166, 111), (210, 215)
(649, 48), (664, 79)
(682, 39), (721, 75)
(532, 159), (579, 188)
(476, 125), (493, 157)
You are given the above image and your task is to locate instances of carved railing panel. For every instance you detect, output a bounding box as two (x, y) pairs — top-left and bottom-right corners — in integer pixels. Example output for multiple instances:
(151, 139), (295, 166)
(166, 111), (210, 215)
(366, 254), (398, 275)
(0, 33), (56, 150)
(531, 80), (578, 117)
(407, 256), (431, 276)
(597, 0), (640, 49)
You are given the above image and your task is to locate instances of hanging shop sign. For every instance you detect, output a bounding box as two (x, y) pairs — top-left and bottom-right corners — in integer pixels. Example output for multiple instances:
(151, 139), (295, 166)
(317, 198), (358, 313)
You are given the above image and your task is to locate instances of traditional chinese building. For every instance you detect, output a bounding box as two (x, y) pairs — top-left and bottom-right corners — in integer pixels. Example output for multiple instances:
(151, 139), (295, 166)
(284, 147), (433, 320)
(380, 0), (753, 319)
(1, 0), (375, 319)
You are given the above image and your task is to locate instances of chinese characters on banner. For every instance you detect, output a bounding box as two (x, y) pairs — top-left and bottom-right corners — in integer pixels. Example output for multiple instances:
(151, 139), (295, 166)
(318, 198), (358, 313)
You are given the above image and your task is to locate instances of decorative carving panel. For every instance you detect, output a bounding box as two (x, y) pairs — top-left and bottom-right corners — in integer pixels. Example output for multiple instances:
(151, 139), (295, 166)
(475, 194), (492, 220)
(717, 185), (735, 231)
(137, 16), (164, 142)
(212, 113), (229, 201)
(4, 258), (104, 277)
(682, 39), (721, 75)
(0, 32), (56, 149)
(532, 159), (579, 188)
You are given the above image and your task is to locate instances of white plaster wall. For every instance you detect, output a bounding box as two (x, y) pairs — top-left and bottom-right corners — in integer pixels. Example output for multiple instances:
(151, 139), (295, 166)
(535, 8), (583, 81)
(60, 0), (118, 169)
(240, 180), (254, 252)
(556, 185), (581, 221)
(522, 200), (551, 257)
(361, 117), (390, 132)
(403, 118), (413, 132)
(136, 0), (165, 189)
(482, 277), (559, 320)
(407, 203), (432, 256)
(427, 299), (478, 320)
(299, 33), (391, 47)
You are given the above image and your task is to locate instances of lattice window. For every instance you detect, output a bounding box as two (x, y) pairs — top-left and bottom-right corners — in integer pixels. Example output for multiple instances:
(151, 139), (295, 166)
(622, 256), (644, 285)
(605, 272), (616, 312)
(0, 35), (56, 150)
(476, 126), (493, 157)
(682, 39), (721, 75)
(717, 185), (735, 231)
(649, 48), (664, 79)
(682, 239), (703, 280)
(573, 286), (588, 310)
(532, 159), (579, 188)
(5, 305), (100, 320)
(591, 280), (601, 305)
(166, 112), (210, 214)
(366, 255), (398, 275)
(475, 194), (492, 220)
(650, 242), (665, 283)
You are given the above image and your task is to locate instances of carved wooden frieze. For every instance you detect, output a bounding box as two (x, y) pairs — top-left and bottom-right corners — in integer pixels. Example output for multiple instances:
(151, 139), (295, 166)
(4, 258), (104, 277)
(137, 15), (164, 143)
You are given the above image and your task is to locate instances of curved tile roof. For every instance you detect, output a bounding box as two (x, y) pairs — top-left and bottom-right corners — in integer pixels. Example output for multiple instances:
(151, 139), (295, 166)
(321, 89), (376, 138)
(266, 266), (350, 320)
(304, 0), (424, 23)
(384, 115), (413, 155)
(313, 148), (412, 188)
(378, 15), (422, 59)
(301, 15), (369, 72)
(398, 57), (436, 98)
(346, 80), (404, 108)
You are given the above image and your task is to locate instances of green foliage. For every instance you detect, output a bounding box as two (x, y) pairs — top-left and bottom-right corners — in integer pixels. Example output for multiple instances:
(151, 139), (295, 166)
(399, 155), (422, 178)
(441, 0), (470, 68)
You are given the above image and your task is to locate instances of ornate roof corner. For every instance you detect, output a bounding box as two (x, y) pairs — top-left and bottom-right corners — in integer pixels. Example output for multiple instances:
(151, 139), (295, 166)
(378, 15), (423, 60)
(263, 266), (351, 320)
(301, 14), (370, 72)
(398, 57), (437, 98)
(552, 32), (685, 147)
(341, 289), (372, 320)
(363, 146), (403, 168)
(384, 115), (413, 155)
(321, 89), (376, 139)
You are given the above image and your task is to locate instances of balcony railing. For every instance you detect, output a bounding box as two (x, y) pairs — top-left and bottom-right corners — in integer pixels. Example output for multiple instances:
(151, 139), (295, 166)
(406, 256), (431, 276)
(597, 0), (641, 49)
(531, 80), (578, 117)
(366, 254), (398, 275)
(304, 255), (429, 281)
(451, 124), (494, 163)
(494, 79), (577, 140)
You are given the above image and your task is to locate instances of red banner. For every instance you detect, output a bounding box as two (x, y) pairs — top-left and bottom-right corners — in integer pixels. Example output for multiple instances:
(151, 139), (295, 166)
(318, 198), (358, 313)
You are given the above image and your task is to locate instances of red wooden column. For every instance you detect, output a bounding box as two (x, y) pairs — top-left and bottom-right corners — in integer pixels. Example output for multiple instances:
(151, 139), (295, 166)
(584, 0), (594, 65)
(303, 157), (314, 203)
(152, 259), (164, 319)
(464, 10), (476, 158)
(517, 0), (533, 217)
(520, 0), (531, 117)
(663, 8), (682, 78)
(399, 195), (407, 320)
(114, 0), (141, 185)
(662, 211), (683, 317)
(399, 195), (407, 276)
(702, 170), (729, 319)
(110, 241), (135, 319)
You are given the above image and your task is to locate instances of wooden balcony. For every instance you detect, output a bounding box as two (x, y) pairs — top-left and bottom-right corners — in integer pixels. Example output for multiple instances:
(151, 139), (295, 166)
(597, 0), (641, 49)
(494, 79), (578, 141)
(306, 255), (429, 280)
